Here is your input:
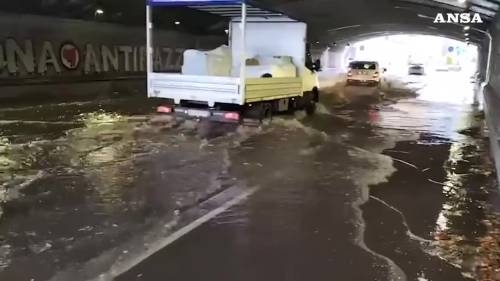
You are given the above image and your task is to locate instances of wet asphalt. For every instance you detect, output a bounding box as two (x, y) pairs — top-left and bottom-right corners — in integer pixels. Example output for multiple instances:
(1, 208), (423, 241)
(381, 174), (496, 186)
(0, 71), (499, 281)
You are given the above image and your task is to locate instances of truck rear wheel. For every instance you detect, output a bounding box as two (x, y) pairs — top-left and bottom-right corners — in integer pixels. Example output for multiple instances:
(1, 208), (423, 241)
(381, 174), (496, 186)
(287, 97), (297, 114)
(305, 100), (316, 115)
(242, 102), (272, 125)
(301, 90), (318, 116)
(244, 104), (261, 119)
(260, 103), (273, 124)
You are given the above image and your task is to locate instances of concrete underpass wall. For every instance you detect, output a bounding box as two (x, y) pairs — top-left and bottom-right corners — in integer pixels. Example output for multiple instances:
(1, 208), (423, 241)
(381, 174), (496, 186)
(309, 46), (348, 88)
(484, 20), (500, 184)
(0, 12), (224, 101)
(318, 46), (349, 71)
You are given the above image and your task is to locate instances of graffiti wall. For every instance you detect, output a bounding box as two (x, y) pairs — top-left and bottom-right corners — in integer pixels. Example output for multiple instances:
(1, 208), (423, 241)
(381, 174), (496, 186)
(0, 12), (224, 99)
(0, 38), (186, 76)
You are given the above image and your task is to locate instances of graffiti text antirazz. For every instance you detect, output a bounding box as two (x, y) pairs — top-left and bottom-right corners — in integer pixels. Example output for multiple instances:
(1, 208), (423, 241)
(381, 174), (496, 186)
(0, 39), (184, 77)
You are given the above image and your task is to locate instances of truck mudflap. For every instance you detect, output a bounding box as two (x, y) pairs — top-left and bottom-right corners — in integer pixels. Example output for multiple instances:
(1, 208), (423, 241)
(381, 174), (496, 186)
(157, 105), (241, 123)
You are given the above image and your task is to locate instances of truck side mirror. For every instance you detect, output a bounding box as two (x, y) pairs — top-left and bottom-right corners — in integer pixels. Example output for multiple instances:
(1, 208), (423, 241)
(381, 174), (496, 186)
(314, 59), (321, 72)
(383, 68), (387, 73)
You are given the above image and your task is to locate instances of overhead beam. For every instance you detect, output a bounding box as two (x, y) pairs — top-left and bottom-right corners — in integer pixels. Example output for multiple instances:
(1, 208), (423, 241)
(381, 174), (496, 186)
(469, 4), (498, 14)
(469, 5), (496, 17)
(469, 0), (499, 11)
(399, 0), (465, 12)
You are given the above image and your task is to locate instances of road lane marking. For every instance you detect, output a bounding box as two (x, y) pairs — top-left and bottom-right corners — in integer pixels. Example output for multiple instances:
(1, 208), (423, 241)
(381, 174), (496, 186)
(91, 186), (259, 281)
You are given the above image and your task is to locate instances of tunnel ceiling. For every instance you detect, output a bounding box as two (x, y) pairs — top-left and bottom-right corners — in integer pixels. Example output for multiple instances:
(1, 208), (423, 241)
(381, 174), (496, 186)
(0, 0), (226, 35)
(0, 0), (499, 42)
(257, 0), (500, 45)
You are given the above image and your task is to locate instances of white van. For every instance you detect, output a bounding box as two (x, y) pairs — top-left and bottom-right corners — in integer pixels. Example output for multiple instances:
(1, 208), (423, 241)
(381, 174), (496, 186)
(346, 61), (383, 86)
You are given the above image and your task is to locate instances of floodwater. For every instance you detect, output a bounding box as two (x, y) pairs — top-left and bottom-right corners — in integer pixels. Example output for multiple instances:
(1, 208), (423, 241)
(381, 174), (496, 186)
(0, 71), (499, 281)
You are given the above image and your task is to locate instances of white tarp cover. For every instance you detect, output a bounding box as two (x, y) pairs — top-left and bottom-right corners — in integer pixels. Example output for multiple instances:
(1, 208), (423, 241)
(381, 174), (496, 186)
(234, 56), (297, 78)
(182, 45), (232, 76)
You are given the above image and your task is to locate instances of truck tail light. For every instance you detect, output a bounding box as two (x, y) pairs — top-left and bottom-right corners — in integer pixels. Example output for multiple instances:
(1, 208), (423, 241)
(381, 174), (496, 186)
(157, 105), (173, 113)
(224, 112), (240, 121)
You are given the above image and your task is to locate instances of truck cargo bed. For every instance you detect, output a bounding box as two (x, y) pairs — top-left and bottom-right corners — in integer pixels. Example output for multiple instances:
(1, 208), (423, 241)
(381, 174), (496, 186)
(148, 72), (303, 106)
(148, 73), (242, 106)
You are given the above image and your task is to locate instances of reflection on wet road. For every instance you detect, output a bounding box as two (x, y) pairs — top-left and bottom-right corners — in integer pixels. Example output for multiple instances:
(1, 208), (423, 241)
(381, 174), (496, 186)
(0, 98), (246, 280)
(0, 71), (499, 281)
(364, 72), (500, 281)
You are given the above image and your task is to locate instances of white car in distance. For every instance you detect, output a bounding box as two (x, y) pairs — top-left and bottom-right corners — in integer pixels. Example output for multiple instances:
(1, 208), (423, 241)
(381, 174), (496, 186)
(346, 61), (383, 86)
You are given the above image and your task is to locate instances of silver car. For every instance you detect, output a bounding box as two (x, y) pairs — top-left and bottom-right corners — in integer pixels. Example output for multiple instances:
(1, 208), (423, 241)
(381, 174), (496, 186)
(346, 61), (382, 86)
(408, 64), (425, 75)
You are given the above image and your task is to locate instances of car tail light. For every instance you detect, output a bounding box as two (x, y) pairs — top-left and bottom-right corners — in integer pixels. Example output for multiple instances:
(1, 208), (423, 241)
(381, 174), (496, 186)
(157, 105), (172, 113)
(224, 112), (240, 121)
(373, 72), (379, 78)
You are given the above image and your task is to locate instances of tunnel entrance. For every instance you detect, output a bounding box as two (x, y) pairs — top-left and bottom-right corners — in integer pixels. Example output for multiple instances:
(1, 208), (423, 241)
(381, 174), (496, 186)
(346, 35), (477, 77)
(318, 34), (480, 105)
(322, 35), (478, 76)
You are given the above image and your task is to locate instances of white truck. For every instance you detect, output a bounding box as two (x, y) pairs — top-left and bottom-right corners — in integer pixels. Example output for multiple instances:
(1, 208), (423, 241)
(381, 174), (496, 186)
(146, 0), (320, 122)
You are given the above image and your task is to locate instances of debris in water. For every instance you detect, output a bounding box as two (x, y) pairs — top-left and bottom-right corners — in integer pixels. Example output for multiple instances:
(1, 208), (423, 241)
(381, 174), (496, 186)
(78, 226), (94, 232)
(29, 242), (52, 254)
(390, 157), (419, 169)
(0, 244), (11, 270)
(427, 178), (446, 186)
(458, 127), (481, 137)
(474, 111), (485, 119)
(385, 150), (410, 154)
(199, 139), (209, 149)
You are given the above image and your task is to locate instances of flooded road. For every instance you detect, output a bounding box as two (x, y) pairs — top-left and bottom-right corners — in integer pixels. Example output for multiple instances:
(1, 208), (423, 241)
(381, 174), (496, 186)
(0, 71), (499, 281)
